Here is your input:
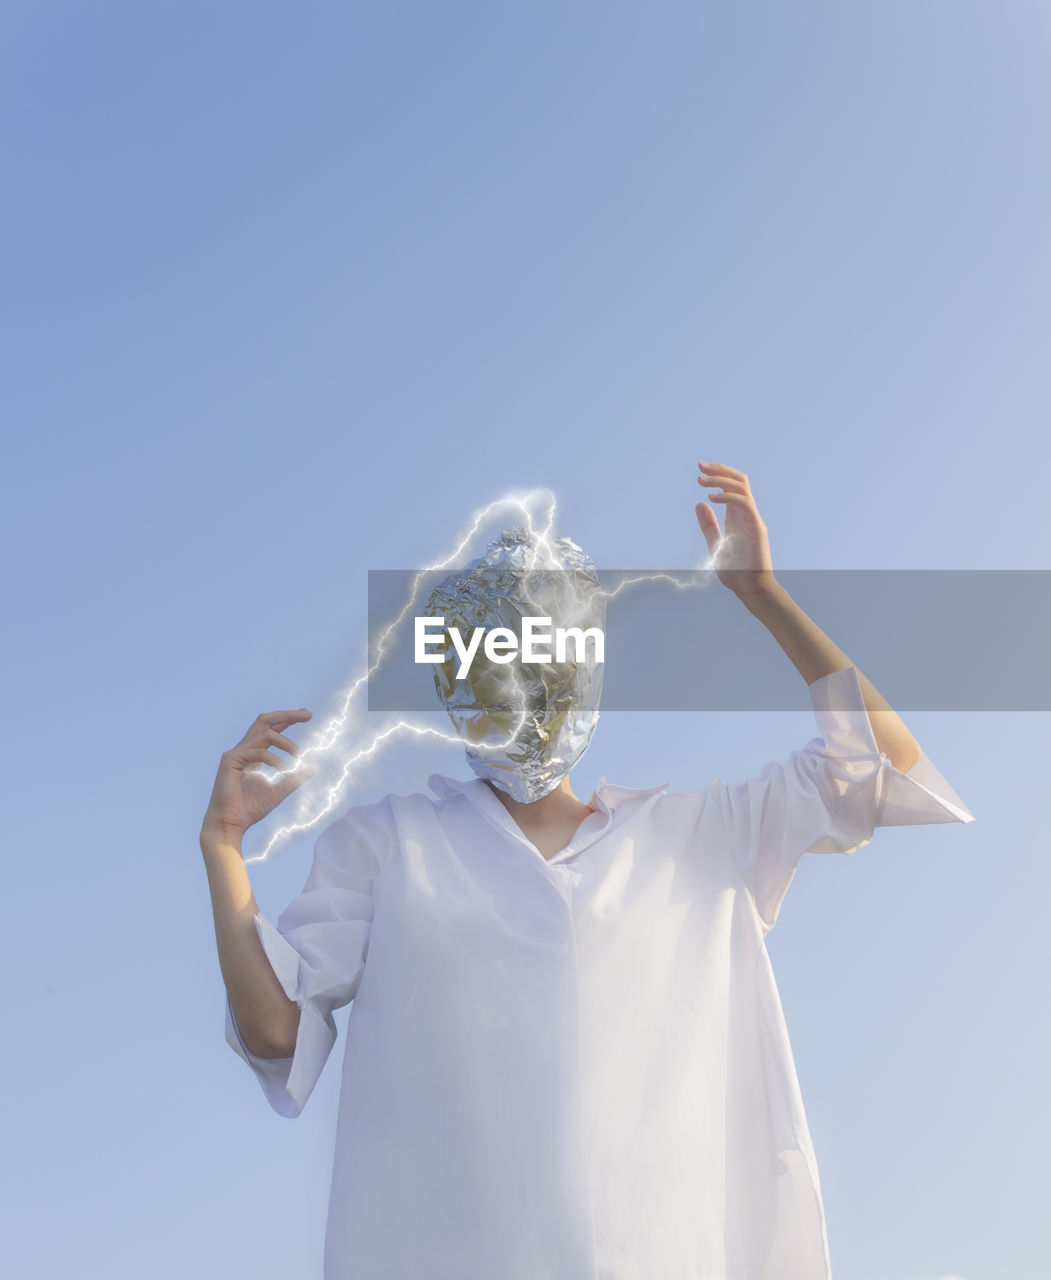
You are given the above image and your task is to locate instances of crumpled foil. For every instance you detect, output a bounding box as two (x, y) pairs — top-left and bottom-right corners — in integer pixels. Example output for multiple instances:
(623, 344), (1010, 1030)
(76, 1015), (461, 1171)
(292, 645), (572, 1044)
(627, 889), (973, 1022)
(425, 526), (606, 802)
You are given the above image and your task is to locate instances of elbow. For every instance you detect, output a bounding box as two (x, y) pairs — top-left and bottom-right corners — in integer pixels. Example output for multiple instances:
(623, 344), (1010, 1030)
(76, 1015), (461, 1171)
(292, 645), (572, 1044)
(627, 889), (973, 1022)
(888, 742), (922, 773)
(247, 1004), (302, 1059)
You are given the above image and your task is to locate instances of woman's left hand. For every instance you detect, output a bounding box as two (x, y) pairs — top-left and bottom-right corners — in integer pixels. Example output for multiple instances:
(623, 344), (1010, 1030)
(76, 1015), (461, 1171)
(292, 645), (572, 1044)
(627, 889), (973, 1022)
(695, 461), (778, 597)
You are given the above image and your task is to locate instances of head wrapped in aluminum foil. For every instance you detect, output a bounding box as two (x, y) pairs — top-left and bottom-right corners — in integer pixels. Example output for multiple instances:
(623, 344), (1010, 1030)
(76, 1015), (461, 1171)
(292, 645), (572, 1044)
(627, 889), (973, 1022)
(426, 527), (605, 802)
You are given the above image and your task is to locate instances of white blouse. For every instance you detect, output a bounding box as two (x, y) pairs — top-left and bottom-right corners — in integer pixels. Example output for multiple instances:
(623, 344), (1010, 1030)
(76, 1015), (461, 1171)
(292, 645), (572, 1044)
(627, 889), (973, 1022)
(225, 665), (974, 1279)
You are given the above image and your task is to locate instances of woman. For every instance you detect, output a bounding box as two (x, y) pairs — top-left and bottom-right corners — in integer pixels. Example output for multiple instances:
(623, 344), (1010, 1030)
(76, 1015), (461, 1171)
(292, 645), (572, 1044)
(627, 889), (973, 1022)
(201, 462), (973, 1279)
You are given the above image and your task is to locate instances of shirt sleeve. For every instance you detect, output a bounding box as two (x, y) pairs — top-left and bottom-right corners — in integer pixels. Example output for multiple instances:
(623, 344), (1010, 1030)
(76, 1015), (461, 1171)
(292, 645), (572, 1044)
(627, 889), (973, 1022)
(714, 665), (974, 933)
(224, 803), (389, 1118)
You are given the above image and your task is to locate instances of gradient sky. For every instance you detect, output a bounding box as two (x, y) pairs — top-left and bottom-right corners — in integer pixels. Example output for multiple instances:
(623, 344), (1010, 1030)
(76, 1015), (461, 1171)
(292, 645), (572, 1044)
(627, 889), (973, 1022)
(3, 4), (1048, 1278)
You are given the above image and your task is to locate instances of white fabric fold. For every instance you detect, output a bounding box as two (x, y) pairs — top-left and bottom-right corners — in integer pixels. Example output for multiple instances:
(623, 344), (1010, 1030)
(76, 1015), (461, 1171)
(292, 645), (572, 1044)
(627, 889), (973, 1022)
(716, 664), (975, 930)
(224, 807), (385, 1118)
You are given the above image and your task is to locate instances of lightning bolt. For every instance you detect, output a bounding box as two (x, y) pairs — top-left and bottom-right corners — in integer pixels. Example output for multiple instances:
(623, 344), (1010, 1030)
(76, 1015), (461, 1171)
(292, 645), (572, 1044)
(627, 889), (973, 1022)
(244, 488), (726, 865)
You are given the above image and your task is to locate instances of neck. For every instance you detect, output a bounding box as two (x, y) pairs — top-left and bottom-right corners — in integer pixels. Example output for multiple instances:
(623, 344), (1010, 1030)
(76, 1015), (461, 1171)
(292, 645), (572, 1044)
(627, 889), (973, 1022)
(486, 774), (592, 820)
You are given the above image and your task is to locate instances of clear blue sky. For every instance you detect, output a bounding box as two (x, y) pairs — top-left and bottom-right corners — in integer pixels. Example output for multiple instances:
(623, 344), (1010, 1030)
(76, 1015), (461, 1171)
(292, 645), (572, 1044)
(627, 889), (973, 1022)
(3, 4), (1048, 1277)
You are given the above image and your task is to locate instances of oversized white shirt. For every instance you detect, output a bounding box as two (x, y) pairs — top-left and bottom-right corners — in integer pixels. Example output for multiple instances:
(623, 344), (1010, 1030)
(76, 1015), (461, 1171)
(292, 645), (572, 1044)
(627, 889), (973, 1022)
(225, 665), (974, 1279)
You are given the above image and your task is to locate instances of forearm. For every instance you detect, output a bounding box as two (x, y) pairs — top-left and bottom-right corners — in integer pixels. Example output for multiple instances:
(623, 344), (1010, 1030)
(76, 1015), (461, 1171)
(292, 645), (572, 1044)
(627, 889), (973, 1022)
(200, 825), (301, 1058)
(735, 579), (922, 772)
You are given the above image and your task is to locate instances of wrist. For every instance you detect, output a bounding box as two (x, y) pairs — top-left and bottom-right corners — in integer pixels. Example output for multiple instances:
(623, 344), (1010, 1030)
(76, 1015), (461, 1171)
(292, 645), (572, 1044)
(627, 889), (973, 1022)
(200, 819), (245, 856)
(729, 571), (783, 608)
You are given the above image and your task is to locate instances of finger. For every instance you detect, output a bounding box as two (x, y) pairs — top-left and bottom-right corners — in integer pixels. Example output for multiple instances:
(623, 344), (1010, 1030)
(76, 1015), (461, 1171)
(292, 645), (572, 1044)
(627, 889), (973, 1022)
(697, 474), (748, 494)
(694, 503), (721, 545)
(260, 708), (312, 728)
(238, 746), (293, 770)
(709, 492), (758, 508)
(272, 766), (317, 802)
(697, 462), (749, 483)
(241, 708), (311, 742)
(247, 726), (303, 756)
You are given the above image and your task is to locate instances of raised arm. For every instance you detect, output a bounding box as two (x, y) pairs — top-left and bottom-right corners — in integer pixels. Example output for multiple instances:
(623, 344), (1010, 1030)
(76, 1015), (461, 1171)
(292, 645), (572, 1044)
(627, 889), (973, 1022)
(200, 708), (315, 1058)
(694, 460), (921, 773)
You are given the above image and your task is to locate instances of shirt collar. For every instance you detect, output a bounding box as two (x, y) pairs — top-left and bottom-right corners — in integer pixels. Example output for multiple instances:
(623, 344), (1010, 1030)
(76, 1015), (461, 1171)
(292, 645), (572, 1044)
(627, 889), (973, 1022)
(427, 773), (669, 812)
(587, 778), (671, 819)
(427, 772), (670, 865)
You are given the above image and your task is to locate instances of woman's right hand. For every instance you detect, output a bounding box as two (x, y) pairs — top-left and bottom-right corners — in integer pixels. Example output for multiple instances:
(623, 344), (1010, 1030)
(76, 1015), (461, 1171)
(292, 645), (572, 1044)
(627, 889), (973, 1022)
(201, 708), (316, 842)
